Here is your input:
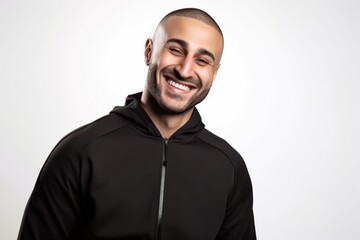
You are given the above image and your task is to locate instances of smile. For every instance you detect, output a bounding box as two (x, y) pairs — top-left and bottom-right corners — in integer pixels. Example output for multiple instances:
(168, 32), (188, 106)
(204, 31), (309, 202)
(166, 79), (191, 91)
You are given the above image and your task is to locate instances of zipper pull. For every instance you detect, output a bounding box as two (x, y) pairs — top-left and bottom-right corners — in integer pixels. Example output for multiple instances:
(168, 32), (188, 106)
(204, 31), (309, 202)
(163, 138), (169, 166)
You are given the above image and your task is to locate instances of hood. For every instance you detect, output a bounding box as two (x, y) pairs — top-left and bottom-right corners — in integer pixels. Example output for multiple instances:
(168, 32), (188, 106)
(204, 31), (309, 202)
(110, 92), (205, 140)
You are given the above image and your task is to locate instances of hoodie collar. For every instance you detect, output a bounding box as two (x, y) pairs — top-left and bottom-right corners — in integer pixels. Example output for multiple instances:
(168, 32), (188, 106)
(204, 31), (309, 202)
(110, 92), (205, 140)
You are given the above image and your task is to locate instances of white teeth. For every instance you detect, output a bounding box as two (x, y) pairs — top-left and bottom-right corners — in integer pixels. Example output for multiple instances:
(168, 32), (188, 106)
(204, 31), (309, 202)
(167, 80), (191, 91)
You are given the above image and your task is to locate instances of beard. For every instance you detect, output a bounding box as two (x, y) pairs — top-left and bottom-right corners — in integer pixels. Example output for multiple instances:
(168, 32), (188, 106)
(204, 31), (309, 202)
(146, 65), (210, 114)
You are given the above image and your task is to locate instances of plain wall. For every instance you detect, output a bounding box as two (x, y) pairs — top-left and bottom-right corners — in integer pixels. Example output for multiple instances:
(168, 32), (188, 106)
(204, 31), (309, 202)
(1, 0), (359, 239)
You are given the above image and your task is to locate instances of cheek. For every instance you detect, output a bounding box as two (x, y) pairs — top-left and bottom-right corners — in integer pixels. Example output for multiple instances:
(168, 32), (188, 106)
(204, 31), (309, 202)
(147, 64), (157, 85)
(199, 69), (215, 87)
(155, 54), (178, 76)
(159, 55), (177, 67)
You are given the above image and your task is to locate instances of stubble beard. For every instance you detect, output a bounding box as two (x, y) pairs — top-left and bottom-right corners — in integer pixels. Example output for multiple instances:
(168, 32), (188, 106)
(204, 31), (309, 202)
(146, 65), (210, 115)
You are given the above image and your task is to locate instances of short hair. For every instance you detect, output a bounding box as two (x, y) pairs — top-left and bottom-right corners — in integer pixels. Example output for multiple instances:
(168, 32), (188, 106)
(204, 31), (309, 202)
(159, 8), (223, 40)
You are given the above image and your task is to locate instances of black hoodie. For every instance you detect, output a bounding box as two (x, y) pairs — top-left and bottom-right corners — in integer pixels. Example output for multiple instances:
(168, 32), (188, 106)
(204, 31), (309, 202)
(18, 92), (256, 240)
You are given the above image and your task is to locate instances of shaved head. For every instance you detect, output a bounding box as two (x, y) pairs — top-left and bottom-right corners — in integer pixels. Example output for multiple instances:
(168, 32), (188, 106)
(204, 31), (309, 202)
(158, 8), (223, 41)
(152, 8), (224, 63)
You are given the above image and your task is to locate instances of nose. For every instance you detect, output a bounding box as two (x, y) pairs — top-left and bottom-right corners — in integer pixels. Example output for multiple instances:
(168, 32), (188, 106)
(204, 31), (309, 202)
(175, 56), (195, 79)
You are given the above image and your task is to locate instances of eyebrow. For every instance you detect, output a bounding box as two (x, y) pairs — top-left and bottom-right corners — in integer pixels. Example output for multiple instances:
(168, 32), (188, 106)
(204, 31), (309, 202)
(166, 38), (215, 62)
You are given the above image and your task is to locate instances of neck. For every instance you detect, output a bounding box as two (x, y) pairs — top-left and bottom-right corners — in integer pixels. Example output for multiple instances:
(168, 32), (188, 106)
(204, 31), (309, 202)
(141, 92), (193, 139)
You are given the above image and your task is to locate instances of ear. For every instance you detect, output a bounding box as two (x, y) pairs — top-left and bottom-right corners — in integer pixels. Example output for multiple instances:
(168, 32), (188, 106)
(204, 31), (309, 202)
(144, 38), (153, 66)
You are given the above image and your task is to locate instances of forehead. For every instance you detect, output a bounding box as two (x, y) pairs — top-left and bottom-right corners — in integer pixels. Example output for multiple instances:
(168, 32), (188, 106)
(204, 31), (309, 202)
(157, 16), (223, 63)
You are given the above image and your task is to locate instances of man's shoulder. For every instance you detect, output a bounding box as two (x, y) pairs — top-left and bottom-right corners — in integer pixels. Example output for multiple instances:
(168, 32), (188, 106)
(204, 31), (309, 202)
(197, 128), (252, 190)
(53, 112), (127, 155)
(196, 128), (244, 164)
(37, 112), (127, 182)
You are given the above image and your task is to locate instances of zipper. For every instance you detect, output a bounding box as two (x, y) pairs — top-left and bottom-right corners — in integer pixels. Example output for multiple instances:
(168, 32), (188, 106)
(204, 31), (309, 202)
(156, 138), (169, 240)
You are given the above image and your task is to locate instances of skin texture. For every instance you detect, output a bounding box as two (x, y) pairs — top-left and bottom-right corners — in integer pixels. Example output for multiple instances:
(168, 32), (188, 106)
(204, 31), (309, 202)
(141, 16), (224, 137)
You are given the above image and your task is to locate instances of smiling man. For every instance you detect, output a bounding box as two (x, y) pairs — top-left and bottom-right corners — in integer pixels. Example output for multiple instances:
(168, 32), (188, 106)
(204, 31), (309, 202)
(141, 13), (224, 139)
(18, 8), (256, 240)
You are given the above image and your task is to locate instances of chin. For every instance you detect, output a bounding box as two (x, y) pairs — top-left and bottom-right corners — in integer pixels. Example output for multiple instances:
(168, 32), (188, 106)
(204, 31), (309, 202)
(157, 97), (193, 114)
(161, 103), (191, 115)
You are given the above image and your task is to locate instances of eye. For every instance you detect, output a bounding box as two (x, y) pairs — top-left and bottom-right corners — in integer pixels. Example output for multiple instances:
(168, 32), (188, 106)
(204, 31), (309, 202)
(196, 58), (210, 66)
(168, 47), (183, 56)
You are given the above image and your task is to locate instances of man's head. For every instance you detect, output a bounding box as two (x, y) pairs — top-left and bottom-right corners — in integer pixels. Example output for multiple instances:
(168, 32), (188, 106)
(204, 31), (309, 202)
(143, 8), (224, 114)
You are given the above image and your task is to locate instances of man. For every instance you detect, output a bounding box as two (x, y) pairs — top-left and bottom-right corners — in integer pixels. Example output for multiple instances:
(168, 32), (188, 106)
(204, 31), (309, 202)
(18, 8), (256, 240)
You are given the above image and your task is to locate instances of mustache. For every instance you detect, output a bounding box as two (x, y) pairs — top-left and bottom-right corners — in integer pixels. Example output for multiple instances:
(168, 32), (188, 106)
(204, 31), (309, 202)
(162, 67), (199, 87)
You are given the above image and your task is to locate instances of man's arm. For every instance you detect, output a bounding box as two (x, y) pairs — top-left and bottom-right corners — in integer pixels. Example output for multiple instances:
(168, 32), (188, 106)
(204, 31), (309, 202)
(18, 137), (83, 240)
(215, 157), (257, 240)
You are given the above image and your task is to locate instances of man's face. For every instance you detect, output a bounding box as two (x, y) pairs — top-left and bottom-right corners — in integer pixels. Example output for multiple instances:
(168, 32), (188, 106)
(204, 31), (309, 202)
(144, 16), (223, 114)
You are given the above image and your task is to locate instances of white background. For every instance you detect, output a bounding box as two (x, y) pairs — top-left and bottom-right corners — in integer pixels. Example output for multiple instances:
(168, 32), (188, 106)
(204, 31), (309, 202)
(1, 0), (359, 239)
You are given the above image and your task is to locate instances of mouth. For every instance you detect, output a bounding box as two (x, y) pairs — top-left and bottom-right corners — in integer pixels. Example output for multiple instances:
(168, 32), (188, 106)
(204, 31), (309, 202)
(166, 79), (191, 91)
(163, 74), (196, 92)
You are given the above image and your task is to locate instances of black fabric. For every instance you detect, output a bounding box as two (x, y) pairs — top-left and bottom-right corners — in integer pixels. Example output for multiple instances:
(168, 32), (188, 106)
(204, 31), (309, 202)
(18, 92), (256, 240)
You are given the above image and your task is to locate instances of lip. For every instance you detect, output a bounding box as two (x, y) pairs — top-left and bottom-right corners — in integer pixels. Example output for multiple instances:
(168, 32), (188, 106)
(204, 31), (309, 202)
(165, 78), (193, 94)
(163, 74), (197, 90)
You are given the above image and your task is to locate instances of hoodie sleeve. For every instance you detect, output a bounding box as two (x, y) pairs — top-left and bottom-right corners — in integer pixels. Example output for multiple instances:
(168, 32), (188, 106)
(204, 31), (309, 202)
(215, 155), (257, 240)
(17, 134), (84, 240)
